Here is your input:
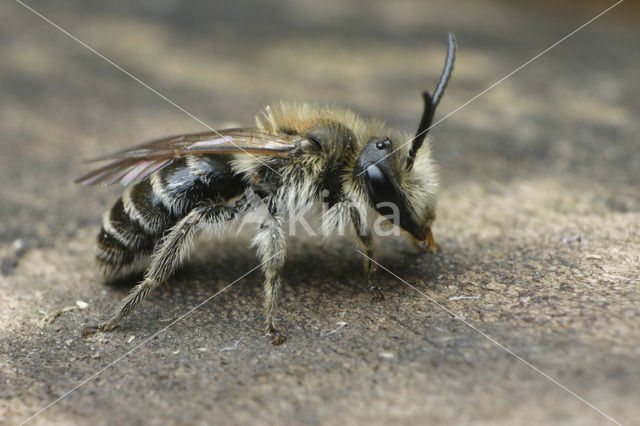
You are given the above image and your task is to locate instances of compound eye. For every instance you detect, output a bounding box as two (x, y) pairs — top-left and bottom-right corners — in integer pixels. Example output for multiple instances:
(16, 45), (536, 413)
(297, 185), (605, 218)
(364, 164), (395, 207)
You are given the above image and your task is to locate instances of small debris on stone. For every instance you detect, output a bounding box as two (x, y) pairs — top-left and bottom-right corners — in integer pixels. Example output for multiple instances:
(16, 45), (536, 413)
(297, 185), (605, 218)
(127, 335), (136, 344)
(12, 239), (24, 251)
(448, 296), (479, 301)
(562, 235), (583, 244)
(47, 306), (76, 324)
(219, 338), (243, 353)
(378, 352), (395, 359)
(75, 300), (89, 309)
(323, 321), (347, 337)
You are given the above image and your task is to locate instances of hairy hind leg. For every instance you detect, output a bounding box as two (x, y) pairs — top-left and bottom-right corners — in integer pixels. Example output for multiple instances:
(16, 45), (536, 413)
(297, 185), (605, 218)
(82, 204), (235, 336)
(251, 199), (287, 345)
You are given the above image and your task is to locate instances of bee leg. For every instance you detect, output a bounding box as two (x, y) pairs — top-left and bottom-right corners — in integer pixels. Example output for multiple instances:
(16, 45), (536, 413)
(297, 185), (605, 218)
(350, 208), (383, 301)
(253, 201), (287, 345)
(82, 204), (235, 336)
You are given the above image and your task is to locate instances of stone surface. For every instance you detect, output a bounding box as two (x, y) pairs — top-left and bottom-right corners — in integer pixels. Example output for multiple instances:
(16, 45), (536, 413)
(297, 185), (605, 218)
(1, 1), (638, 424)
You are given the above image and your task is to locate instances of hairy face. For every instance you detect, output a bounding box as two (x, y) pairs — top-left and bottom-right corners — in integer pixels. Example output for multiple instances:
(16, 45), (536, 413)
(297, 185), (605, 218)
(355, 135), (438, 240)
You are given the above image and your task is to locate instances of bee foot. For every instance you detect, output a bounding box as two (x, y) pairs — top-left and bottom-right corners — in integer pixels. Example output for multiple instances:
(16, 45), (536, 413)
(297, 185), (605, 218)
(81, 325), (103, 338)
(266, 325), (287, 345)
(271, 333), (287, 346)
(82, 322), (119, 337)
(372, 290), (385, 302)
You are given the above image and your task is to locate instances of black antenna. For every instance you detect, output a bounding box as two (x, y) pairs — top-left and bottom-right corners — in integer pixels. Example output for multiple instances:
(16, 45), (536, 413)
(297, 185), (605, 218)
(406, 33), (456, 170)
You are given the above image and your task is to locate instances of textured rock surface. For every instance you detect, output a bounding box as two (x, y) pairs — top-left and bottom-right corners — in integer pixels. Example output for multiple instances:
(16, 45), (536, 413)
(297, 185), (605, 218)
(1, 0), (638, 424)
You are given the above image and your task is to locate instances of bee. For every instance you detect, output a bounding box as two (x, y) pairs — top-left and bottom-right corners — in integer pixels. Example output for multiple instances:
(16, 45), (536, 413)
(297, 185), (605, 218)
(79, 34), (456, 345)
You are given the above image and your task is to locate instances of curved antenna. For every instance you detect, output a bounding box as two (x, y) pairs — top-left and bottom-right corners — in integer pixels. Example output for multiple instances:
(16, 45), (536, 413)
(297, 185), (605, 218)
(406, 33), (456, 170)
(432, 33), (456, 109)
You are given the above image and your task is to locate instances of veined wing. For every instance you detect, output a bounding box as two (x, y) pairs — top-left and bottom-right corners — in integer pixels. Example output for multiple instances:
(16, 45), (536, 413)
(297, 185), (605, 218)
(76, 128), (299, 186)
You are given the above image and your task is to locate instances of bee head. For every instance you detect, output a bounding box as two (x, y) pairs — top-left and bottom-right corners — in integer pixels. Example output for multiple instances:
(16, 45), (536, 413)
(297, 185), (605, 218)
(354, 33), (455, 240)
(354, 135), (437, 240)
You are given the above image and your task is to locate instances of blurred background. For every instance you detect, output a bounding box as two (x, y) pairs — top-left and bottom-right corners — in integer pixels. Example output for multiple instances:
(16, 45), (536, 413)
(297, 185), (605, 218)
(1, 1), (638, 424)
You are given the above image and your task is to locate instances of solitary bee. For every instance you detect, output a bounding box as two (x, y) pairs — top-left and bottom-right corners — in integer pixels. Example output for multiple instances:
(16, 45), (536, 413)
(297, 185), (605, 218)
(79, 35), (456, 345)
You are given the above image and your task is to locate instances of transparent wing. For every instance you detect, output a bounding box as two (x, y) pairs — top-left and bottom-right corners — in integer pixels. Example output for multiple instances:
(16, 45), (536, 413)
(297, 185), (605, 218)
(76, 128), (299, 186)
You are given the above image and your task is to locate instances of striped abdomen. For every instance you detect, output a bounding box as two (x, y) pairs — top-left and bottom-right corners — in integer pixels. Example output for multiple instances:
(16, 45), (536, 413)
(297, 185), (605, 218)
(96, 155), (246, 280)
